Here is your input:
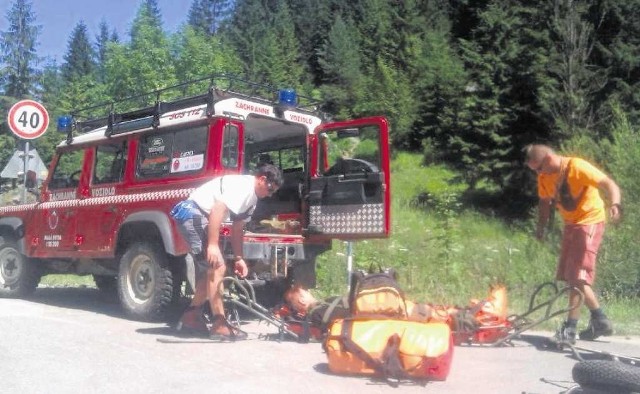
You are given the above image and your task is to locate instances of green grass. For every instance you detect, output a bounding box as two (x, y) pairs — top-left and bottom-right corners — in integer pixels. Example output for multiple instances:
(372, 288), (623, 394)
(40, 274), (94, 287)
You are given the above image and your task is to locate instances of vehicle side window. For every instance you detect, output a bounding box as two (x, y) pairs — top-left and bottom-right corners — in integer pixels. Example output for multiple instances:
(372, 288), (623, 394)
(320, 126), (381, 176)
(247, 147), (305, 173)
(94, 141), (128, 184)
(49, 150), (85, 190)
(221, 124), (239, 168)
(136, 125), (207, 179)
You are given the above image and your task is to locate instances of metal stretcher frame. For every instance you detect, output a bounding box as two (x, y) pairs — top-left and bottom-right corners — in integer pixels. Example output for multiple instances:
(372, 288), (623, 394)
(222, 276), (300, 341)
(490, 282), (584, 346)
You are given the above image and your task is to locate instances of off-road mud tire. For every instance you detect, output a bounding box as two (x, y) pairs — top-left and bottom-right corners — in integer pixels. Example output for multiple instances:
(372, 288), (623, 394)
(572, 360), (640, 393)
(0, 237), (40, 298)
(118, 242), (173, 321)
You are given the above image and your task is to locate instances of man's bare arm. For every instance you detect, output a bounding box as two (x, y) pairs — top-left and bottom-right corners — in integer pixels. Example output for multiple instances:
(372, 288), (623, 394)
(598, 176), (622, 223)
(206, 201), (228, 267)
(536, 198), (553, 241)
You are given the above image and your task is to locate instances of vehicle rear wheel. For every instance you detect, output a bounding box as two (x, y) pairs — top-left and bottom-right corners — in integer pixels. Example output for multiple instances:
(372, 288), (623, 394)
(0, 237), (40, 298)
(117, 242), (173, 321)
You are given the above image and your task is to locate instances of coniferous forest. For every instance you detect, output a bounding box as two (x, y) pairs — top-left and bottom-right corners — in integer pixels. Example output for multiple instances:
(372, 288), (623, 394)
(0, 0), (638, 227)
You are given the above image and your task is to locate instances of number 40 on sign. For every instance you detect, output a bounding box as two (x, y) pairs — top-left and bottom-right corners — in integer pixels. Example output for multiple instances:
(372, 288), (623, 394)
(7, 99), (50, 140)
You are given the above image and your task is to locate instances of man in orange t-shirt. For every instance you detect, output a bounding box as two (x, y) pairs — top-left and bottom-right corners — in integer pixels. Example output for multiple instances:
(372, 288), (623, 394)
(524, 144), (622, 345)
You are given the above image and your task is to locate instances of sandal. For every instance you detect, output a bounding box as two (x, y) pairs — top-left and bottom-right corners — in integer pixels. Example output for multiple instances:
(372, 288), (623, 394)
(209, 314), (248, 341)
(176, 305), (209, 337)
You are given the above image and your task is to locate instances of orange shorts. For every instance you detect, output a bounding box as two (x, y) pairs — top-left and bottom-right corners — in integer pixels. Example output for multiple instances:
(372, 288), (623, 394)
(556, 222), (604, 286)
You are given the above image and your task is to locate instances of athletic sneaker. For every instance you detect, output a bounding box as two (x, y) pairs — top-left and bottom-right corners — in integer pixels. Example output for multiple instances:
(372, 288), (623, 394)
(579, 317), (613, 341)
(549, 323), (577, 346)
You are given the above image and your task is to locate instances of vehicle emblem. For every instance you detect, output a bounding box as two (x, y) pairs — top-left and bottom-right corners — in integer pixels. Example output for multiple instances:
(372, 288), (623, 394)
(151, 138), (163, 147)
(49, 210), (59, 230)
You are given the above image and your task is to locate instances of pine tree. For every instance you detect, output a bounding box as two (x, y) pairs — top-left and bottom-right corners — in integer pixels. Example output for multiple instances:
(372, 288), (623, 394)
(0, 0), (41, 99)
(105, 1), (176, 106)
(172, 25), (242, 92)
(257, 0), (305, 88)
(287, 0), (333, 84)
(222, 0), (306, 89)
(61, 21), (96, 82)
(589, 0), (640, 128)
(95, 19), (116, 82)
(449, 1), (552, 190)
(317, 14), (365, 119)
(541, 0), (599, 139)
(187, 0), (234, 35)
(57, 21), (108, 116)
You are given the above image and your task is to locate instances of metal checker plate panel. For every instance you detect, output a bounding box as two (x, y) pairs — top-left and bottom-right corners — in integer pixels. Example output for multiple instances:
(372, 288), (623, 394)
(309, 203), (384, 234)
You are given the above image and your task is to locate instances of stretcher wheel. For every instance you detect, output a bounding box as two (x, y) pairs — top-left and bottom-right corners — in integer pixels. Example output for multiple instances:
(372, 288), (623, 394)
(572, 360), (640, 393)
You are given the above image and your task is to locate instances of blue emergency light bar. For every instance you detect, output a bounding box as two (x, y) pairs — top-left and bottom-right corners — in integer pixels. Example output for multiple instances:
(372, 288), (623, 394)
(57, 115), (73, 132)
(278, 89), (297, 106)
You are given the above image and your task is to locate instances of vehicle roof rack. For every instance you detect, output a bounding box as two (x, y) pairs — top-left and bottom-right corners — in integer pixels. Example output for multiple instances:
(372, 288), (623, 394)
(63, 74), (323, 144)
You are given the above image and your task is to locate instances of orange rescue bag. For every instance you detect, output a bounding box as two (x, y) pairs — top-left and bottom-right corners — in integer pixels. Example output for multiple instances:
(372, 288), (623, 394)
(324, 318), (454, 381)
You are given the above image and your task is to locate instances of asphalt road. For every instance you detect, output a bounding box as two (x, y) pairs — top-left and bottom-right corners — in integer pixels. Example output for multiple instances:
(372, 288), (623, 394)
(2, 287), (639, 394)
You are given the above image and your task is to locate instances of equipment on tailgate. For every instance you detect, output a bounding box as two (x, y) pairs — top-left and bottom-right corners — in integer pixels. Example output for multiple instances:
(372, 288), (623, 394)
(324, 318), (454, 382)
(349, 266), (407, 318)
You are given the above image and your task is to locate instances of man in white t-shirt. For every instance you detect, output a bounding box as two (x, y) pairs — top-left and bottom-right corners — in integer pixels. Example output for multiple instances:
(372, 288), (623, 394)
(170, 164), (283, 340)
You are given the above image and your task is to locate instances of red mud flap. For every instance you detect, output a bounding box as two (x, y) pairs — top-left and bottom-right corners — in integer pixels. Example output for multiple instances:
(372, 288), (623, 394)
(324, 319), (454, 381)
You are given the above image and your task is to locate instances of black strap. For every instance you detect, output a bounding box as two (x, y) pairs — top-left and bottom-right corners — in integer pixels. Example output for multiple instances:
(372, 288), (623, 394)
(331, 319), (407, 385)
(321, 295), (349, 326)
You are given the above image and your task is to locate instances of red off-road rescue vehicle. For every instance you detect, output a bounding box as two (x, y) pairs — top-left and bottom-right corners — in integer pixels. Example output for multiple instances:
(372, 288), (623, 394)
(0, 76), (390, 320)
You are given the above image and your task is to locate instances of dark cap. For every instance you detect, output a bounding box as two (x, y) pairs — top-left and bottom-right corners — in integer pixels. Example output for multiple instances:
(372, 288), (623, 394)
(255, 163), (283, 187)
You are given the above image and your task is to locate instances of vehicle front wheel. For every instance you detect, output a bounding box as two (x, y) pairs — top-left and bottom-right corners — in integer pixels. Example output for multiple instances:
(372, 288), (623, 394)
(0, 237), (40, 298)
(117, 242), (173, 321)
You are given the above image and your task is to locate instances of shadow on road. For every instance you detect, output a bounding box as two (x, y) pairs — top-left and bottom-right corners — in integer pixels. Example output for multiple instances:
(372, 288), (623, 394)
(23, 286), (189, 324)
(515, 333), (619, 363)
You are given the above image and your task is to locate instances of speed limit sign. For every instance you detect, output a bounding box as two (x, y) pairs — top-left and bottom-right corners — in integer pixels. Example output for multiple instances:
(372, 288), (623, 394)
(7, 99), (50, 140)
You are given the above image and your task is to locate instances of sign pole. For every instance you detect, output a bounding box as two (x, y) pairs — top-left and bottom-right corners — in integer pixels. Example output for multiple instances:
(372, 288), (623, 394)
(346, 241), (354, 292)
(22, 141), (29, 203)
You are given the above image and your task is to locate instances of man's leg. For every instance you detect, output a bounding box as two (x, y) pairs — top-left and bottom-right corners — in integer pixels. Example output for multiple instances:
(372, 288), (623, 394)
(207, 262), (248, 340)
(176, 272), (209, 334)
(578, 282), (613, 340)
(567, 286), (584, 321)
(550, 225), (582, 345)
(579, 283), (600, 311)
(573, 223), (611, 340)
(207, 263), (226, 316)
(190, 275), (208, 306)
(176, 215), (209, 334)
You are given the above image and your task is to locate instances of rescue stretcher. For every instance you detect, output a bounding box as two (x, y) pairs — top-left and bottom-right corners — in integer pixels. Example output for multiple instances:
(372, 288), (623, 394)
(221, 277), (585, 347)
(486, 282), (583, 346)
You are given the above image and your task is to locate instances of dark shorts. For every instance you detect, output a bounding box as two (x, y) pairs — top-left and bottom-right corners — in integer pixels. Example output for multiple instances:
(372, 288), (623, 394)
(172, 201), (211, 277)
(557, 222), (604, 286)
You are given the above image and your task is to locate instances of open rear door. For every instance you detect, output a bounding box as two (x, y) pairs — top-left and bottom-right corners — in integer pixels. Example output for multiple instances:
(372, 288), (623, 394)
(306, 116), (390, 240)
